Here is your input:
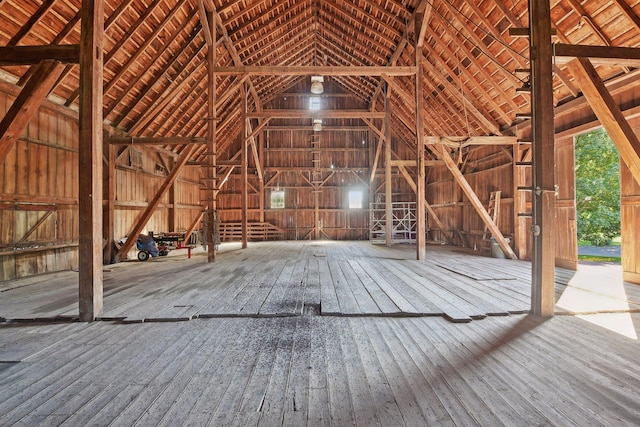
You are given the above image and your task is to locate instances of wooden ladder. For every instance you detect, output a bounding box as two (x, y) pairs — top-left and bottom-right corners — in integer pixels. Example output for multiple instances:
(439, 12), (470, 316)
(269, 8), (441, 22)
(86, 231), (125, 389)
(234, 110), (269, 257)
(481, 191), (501, 254)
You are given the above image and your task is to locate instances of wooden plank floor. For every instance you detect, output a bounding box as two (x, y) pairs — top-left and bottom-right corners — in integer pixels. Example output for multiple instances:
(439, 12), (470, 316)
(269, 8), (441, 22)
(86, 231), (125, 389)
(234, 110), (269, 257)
(1, 241), (639, 425)
(1, 241), (639, 323)
(1, 314), (639, 425)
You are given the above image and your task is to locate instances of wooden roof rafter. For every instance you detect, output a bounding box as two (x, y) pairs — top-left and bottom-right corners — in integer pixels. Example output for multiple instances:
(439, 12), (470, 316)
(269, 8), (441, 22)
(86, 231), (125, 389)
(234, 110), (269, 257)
(423, 27), (514, 126)
(104, 11), (201, 120)
(101, 0), (195, 100)
(112, 35), (208, 128)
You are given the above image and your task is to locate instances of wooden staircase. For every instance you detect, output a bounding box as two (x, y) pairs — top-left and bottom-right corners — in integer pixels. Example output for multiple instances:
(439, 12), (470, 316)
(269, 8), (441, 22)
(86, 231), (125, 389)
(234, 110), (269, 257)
(218, 222), (285, 242)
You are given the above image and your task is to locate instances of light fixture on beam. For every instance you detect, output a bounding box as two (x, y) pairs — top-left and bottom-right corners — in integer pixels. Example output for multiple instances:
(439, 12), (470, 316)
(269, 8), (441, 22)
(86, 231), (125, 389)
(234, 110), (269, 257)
(310, 75), (324, 94)
(313, 118), (322, 132)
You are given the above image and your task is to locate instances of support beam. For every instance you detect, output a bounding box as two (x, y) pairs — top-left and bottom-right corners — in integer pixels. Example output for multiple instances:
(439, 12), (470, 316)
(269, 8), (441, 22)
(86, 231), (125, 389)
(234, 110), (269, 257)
(385, 91), (393, 247)
(369, 122), (385, 184)
(109, 136), (207, 145)
(212, 66), (417, 76)
(529, 0), (556, 316)
(241, 85), (248, 249)
(246, 110), (386, 119)
(115, 145), (198, 262)
(566, 58), (640, 184)
(0, 45), (80, 65)
(554, 43), (640, 67)
(78, 0), (104, 322)
(197, 0), (213, 46)
(184, 210), (205, 243)
(206, 9), (217, 262)
(103, 131), (115, 264)
(0, 60), (65, 165)
(168, 157), (176, 232)
(435, 144), (518, 260)
(426, 136), (519, 147)
(415, 13), (426, 260)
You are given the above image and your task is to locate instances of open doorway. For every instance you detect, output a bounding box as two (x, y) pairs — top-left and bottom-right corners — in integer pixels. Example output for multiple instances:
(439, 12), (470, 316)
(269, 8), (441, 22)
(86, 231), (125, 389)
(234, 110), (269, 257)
(555, 128), (636, 339)
(574, 129), (621, 262)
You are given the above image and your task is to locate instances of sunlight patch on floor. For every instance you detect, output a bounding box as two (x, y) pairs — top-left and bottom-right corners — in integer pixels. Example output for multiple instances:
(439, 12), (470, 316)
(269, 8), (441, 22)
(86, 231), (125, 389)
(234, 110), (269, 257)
(557, 263), (637, 339)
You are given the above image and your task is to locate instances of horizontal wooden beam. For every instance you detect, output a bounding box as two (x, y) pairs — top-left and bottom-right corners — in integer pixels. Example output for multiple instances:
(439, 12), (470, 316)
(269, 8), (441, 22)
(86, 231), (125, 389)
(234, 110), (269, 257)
(426, 136), (519, 147)
(0, 45), (80, 65)
(389, 160), (417, 166)
(264, 167), (369, 173)
(554, 43), (640, 66)
(265, 125), (369, 131)
(266, 147), (368, 152)
(246, 110), (386, 119)
(109, 136), (207, 145)
(212, 66), (417, 76)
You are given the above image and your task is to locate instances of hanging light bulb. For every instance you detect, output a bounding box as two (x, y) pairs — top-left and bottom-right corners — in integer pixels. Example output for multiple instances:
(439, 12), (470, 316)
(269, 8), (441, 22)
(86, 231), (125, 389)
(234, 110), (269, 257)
(310, 75), (324, 94)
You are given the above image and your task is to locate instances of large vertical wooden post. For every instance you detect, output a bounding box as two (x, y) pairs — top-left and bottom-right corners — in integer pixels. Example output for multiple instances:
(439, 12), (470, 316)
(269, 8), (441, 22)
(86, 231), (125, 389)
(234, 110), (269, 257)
(415, 13), (426, 260)
(78, 0), (104, 321)
(206, 10), (217, 262)
(530, 0), (556, 316)
(168, 157), (176, 232)
(241, 84), (248, 249)
(384, 89), (393, 247)
(259, 132), (265, 223)
(103, 130), (115, 265)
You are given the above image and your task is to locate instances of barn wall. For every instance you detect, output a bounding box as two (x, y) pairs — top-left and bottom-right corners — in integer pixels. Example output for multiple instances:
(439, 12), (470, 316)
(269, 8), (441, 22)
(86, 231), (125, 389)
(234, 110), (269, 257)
(621, 116), (640, 284)
(0, 85), (79, 281)
(427, 145), (515, 255)
(113, 145), (202, 260)
(0, 83), (202, 280)
(216, 81), (374, 240)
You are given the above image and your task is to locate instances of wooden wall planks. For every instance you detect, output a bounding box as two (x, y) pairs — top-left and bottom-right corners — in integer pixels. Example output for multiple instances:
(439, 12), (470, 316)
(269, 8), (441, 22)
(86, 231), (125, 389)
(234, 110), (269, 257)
(0, 86), (203, 278)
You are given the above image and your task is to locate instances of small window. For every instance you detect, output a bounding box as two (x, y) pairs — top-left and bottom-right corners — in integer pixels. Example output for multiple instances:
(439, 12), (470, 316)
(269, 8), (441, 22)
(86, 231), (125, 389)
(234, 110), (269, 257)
(349, 190), (363, 209)
(309, 96), (321, 110)
(271, 190), (285, 209)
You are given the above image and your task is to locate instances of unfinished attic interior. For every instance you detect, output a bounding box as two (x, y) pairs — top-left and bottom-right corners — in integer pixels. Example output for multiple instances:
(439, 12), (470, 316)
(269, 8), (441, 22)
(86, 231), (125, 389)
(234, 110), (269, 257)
(1, 0), (640, 425)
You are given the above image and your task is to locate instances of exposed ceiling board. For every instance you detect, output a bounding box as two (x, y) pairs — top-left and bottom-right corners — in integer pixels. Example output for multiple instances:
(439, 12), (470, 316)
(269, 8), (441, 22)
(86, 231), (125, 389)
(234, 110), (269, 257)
(0, 0), (639, 156)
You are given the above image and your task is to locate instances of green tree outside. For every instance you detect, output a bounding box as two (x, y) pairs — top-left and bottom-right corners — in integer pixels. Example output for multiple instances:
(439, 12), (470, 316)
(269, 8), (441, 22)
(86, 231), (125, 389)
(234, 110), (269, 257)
(574, 129), (620, 246)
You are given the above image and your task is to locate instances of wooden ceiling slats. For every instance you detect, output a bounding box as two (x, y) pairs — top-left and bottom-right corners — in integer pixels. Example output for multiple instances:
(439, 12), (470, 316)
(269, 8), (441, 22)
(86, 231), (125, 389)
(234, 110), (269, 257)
(424, 26), (514, 125)
(15, 10), (80, 87)
(104, 10), (198, 119)
(3, 0), (640, 151)
(323, 0), (400, 46)
(148, 75), (204, 137)
(226, 1), (302, 44)
(437, 0), (522, 88)
(423, 58), (494, 135)
(358, 0), (407, 29)
(461, 1), (528, 79)
(321, 5), (396, 55)
(103, 0), (191, 99)
(243, 29), (314, 67)
(62, 0), (167, 107)
(112, 37), (207, 127)
(8, 0), (58, 46)
(132, 59), (207, 136)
